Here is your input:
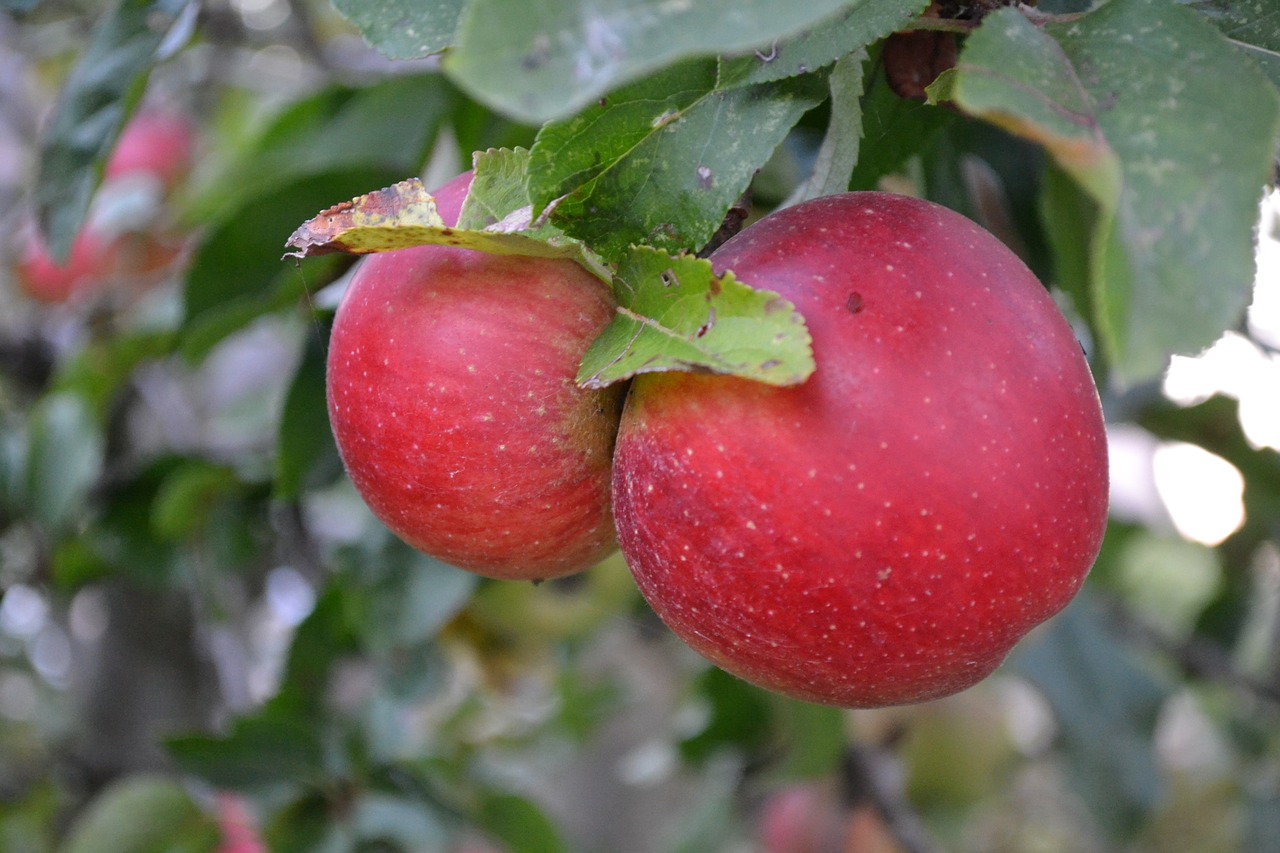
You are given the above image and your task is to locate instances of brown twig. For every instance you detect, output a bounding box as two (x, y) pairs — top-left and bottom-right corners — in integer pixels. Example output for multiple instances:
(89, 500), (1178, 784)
(842, 742), (946, 853)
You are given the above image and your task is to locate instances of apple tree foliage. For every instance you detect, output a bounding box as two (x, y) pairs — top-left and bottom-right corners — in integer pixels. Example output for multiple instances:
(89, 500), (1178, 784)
(1, 0), (1280, 851)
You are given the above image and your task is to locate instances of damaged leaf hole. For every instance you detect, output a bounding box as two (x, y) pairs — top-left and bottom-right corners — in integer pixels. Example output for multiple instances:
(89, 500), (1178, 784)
(696, 307), (717, 338)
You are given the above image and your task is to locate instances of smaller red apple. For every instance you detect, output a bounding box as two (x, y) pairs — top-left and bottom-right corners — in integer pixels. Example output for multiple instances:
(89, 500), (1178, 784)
(214, 793), (266, 853)
(326, 171), (623, 580)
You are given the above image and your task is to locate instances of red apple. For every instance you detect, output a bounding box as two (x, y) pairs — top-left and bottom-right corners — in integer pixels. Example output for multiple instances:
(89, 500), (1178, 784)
(326, 171), (623, 580)
(612, 192), (1108, 707)
(15, 227), (119, 304)
(103, 109), (195, 192)
(756, 783), (840, 853)
(214, 793), (266, 853)
(14, 110), (194, 306)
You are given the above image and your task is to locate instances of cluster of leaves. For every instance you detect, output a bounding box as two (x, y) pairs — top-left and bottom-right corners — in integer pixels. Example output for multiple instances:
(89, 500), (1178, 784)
(315, 0), (1280, 388)
(2, 0), (1280, 851)
(41, 0), (1280, 391)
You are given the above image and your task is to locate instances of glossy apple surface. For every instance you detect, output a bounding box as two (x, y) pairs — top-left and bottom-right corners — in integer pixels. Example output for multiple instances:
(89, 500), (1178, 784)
(326, 172), (622, 580)
(612, 192), (1109, 707)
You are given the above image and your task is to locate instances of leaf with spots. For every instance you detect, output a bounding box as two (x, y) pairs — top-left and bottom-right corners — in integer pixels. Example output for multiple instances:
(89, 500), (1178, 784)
(527, 60), (828, 263)
(284, 178), (447, 256)
(930, 0), (1280, 385)
(716, 0), (926, 90)
(283, 149), (611, 281)
(442, 0), (923, 124)
(577, 246), (814, 389)
(1182, 0), (1280, 87)
(331, 0), (465, 60)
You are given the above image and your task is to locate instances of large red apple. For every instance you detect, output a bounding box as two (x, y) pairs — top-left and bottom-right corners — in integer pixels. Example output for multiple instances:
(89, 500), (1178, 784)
(612, 192), (1108, 707)
(326, 172), (623, 580)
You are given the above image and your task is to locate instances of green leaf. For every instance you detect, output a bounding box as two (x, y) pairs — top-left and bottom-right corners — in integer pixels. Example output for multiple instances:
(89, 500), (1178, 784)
(529, 61), (827, 260)
(577, 246), (814, 388)
(331, 0), (465, 59)
(267, 581), (360, 719)
(475, 791), (565, 853)
(782, 51), (865, 204)
(679, 667), (774, 763)
(50, 331), (175, 421)
(1184, 0), (1280, 51)
(717, 0), (925, 89)
(527, 58), (717, 211)
(168, 716), (326, 791)
(1241, 45), (1280, 88)
(35, 0), (193, 259)
(263, 794), (331, 853)
(62, 775), (214, 853)
(849, 45), (956, 190)
(178, 267), (316, 363)
(351, 793), (449, 848)
(457, 147), (535, 229)
(1011, 593), (1171, 837)
(1183, 0), (1280, 87)
(193, 75), (455, 223)
(58, 460), (183, 589)
(151, 460), (239, 540)
(774, 699), (847, 778)
(25, 393), (104, 530)
(275, 325), (341, 500)
(443, 0), (920, 123)
(1037, 161), (1098, 327)
(934, 0), (1280, 384)
(184, 170), (386, 341)
(358, 550), (478, 653)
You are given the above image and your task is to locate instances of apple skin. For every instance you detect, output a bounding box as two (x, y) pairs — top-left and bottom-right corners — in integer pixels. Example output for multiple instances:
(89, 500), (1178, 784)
(326, 171), (623, 580)
(612, 192), (1108, 707)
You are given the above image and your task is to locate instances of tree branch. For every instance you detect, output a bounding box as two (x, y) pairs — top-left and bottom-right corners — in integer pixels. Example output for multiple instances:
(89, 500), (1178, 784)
(842, 741), (945, 853)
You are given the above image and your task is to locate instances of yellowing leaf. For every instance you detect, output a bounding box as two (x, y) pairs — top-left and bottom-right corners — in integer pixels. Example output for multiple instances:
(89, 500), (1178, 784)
(283, 178), (446, 256)
(283, 166), (611, 281)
